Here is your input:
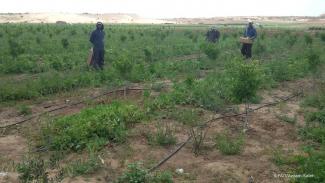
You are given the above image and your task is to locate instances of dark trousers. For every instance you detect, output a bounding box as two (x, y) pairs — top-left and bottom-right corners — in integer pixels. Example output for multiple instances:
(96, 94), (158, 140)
(241, 43), (253, 58)
(91, 48), (104, 70)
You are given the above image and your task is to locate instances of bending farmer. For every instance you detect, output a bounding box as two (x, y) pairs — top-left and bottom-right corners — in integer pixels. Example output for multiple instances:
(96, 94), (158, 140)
(90, 22), (105, 69)
(241, 20), (257, 59)
(206, 27), (220, 43)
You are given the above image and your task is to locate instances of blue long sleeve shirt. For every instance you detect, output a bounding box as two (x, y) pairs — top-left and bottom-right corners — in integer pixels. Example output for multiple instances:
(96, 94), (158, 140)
(90, 29), (105, 49)
(244, 26), (257, 40)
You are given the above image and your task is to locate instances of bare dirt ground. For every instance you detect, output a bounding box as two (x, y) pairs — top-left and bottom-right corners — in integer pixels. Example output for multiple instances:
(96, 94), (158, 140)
(0, 79), (310, 183)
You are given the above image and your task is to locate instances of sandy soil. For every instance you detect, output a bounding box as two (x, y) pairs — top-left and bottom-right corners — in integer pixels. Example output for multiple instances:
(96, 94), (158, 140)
(0, 79), (310, 183)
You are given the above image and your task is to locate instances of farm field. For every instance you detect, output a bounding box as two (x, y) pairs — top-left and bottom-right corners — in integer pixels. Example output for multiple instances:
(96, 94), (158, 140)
(0, 23), (325, 183)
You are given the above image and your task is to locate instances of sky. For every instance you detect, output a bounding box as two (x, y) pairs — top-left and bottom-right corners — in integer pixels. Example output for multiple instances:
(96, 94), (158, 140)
(0, 0), (324, 18)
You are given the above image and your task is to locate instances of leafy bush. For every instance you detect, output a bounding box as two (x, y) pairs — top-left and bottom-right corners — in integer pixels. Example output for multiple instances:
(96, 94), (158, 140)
(112, 55), (133, 79)
(200, 43), (220, 60)
(43, 102), (144, 151)
(215, 132), (245, 155)
(225, 60), (262, 103)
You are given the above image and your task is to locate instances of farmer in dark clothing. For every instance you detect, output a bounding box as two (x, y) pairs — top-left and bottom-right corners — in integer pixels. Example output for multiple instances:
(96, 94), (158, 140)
(206, 27), (220, 43)
(241, 20), (257, 59)
(90, 22), (105, 69)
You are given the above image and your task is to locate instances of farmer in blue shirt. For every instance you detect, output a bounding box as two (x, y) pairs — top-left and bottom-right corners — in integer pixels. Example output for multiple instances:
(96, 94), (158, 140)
(241, 20), (257, 58)
(90, 22), (105, 69)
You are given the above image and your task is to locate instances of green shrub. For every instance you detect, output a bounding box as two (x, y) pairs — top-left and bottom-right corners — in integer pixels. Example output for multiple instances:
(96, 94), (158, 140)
(117, 163), (173, 183)
(112, 55), (133, 79)
(254, 40), (266, 55)
(149, 171), (173, 183)
(200, 43), (220, 60)
(43, 102), (143, 151)
(304, 34), (313, 45)
(120, 35), (127, 42)
(299, 126), (325, 144)
(293, 147), (325, 183)
(17, 105), (32, 116)
(169, 108), (200, 126)
(306, 50), (321, 73)
(144, 48), (153, 62)
(286, 35), (297, 47)
(61, 38), (69, 48)
(271, 147), (299, 166)
(321, 33), (325, 42)
(215, 132), (245, 155)
(154, 123), (177, 146)
(225, 60), (262, 103)
(306, 110), (325, 124)
(117, 163), (147, 183)
(302, 92), (325, 110)
(8, 39), (25, 58)
(17, 158), (49, 183)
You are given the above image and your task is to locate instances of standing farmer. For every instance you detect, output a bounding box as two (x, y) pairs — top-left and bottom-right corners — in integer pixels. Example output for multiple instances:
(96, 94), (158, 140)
(241, 20), (257, 59)
(90, 22), (105, 69)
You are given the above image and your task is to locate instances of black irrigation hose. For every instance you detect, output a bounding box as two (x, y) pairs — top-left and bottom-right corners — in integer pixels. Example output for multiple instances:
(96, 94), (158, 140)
(148, 136), (192, 173)
(147, 91), (303, 173)
(0, 87), (149, 129)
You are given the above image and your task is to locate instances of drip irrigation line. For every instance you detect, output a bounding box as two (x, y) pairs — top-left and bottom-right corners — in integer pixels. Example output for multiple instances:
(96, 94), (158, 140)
(148, 136), (192, 173)
(147, 91), (302, 173)
(0, 87), (149, 129)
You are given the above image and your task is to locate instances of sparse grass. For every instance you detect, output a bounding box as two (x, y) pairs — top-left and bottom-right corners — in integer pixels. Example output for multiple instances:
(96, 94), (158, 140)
(169, 108), (201, 126)
(117, 162), (173, 183)
(64, 154), (102, 177)
(17, 104), (32, 116)
(17, 157), (49, 183)
(276, 114), (297, 124)
(147, 122), (177, 147)
(215, 132), (245, 155)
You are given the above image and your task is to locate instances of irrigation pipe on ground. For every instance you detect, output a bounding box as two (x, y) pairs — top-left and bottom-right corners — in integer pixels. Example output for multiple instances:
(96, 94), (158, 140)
(147, 91), (302, 173)
(0, 87), (149, 129)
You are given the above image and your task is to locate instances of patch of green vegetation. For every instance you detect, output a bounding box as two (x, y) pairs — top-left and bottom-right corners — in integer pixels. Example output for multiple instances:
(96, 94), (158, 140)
(169, 108), (201, 126)
(42, 102), (144, 151)
(215, 132), (245, 155)
(225, 59), (263, 103)
(200, 43), (220, 60)
(147, 122), (177, 147)
(64, 154), (102, 177)
(17, 104), (32, 116)
(117, 163), (173, 183)
(276, 114), (297, 124)
(17, 158), (49, 183)
(305, 109), (325, 124)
